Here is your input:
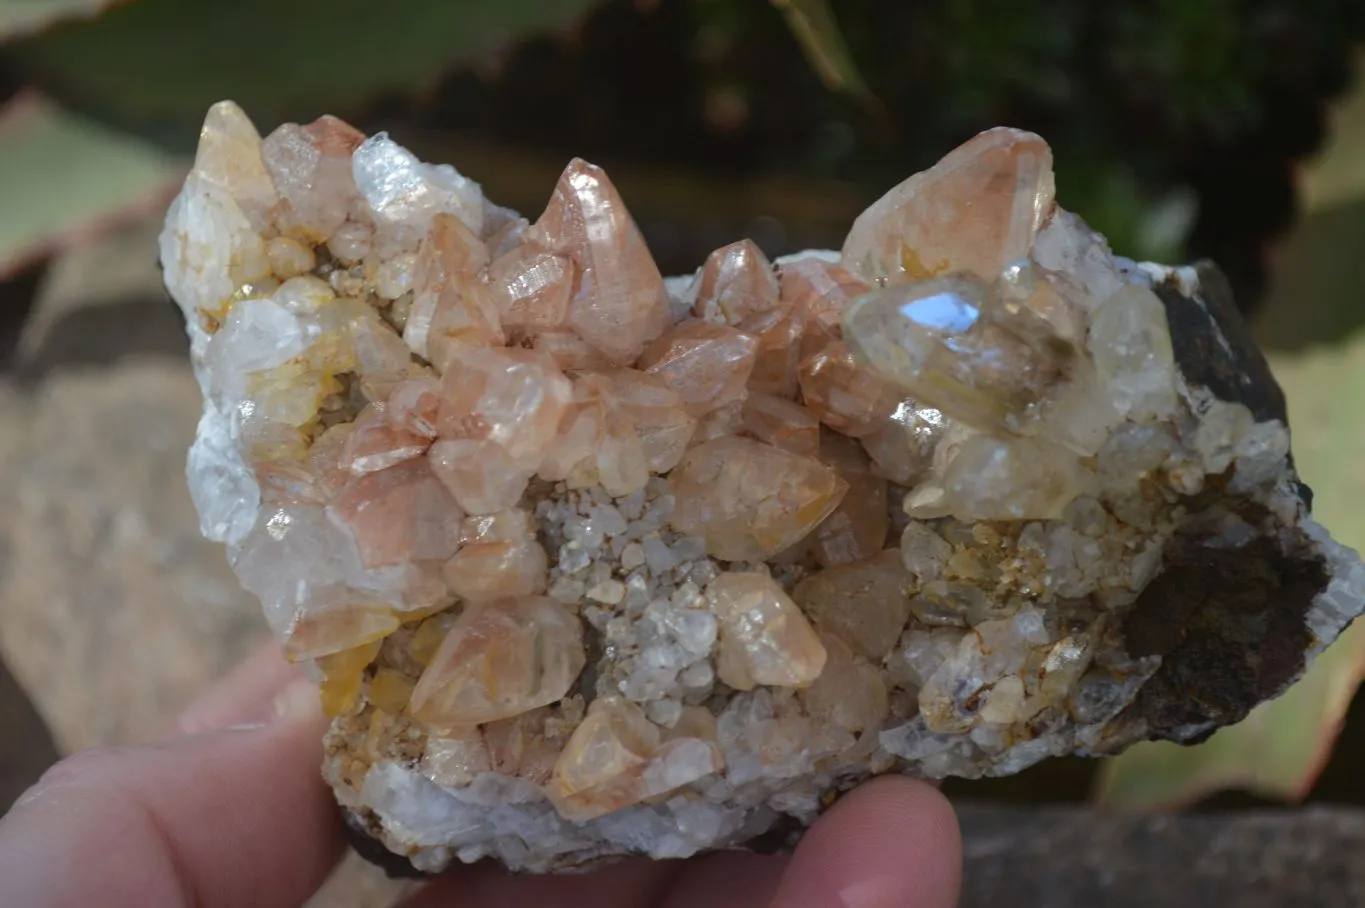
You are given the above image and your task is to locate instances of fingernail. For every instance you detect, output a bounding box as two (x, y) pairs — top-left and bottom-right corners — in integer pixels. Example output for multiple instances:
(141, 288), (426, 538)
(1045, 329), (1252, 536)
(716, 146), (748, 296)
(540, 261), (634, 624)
(838, 874), (905, 908)
(272, 680), (323, 724)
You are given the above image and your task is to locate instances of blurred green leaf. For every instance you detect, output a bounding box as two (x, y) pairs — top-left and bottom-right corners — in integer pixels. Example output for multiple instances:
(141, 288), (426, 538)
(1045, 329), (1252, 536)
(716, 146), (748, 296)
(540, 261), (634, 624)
(1253, 197), (1365, 352)
(1303, 72), (1365, 214)
(1058, 160), (1194, 264)
(1094, 333), (1365, 808)
(12, 0), (606, 127)
(1252, 52), (1365, 351)
(1254, 51), (1365, 353)
(0, 93), (181, 277)
(770, 0), (879, 108)
(0, 0), (132, 42)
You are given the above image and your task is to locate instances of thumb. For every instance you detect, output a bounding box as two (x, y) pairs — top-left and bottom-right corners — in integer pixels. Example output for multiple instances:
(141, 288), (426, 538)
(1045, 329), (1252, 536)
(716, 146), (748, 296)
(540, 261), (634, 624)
(0, 676), (343, 908)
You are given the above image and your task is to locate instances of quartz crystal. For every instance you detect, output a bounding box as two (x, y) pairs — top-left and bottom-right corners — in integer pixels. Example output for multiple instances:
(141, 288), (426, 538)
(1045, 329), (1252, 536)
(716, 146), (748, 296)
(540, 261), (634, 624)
(841, 274), (1073, 437)
(797, 340), (902, 437)
(805, 432), (889, 567)
(547, 696), (724, 822)
(443, 508), (548, 601)
(638, 320), (758, 417)
(707, 571), (827, 690)
(670, 436), (848, 561)
(164, 104), (1365, 875)
(740, 392), (820, 456)
(410, 595), (585, 727)
(531, 159), (672, 365)
(693, 239), (781, 324)
(842, 127), (1054, 283)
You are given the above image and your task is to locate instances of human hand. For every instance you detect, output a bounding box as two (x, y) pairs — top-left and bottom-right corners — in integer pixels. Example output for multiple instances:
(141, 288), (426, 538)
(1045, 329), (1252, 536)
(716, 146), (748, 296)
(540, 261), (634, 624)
(0, 644), (961, 908)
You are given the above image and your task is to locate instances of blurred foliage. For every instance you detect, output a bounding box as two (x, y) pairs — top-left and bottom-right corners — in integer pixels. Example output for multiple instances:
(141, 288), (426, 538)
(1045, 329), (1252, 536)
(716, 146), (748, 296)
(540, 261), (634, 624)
(0, 0), (608, 275)
(0, 0), (124, 42)
(2, 0), (1363, 288)
(1256, 69), (1365, 351)
(769, 0), (877, 107)
(1301, 63), (1365, 213)
(0, 93), (178, 277)
(10, 0), (607, 129)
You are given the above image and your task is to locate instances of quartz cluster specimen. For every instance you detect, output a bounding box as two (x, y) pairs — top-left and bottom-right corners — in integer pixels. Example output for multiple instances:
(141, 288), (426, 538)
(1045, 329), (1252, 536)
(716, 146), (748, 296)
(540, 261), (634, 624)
(163, 103), (1365, 873)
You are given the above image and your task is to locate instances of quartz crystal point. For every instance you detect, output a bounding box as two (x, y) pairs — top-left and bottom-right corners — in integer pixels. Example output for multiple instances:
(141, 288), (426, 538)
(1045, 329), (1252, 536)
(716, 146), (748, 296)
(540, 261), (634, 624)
(164, 104), (1365, 875)
(842, 127), (1055, 283)
(531, 159), (672, 365)
(670, 436), (848, 561)
(693, 238), (781, 325)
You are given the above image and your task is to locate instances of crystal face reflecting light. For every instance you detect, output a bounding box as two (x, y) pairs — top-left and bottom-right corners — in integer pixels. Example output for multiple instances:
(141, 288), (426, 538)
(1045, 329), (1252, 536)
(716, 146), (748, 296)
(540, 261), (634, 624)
(162, 104), (1365, 874)
(903, 292), (979, 334)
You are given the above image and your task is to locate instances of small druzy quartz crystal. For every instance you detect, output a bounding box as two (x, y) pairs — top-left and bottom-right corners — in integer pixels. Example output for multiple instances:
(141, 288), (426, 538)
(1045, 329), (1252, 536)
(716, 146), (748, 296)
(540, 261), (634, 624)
(163, 102), (1365, 874)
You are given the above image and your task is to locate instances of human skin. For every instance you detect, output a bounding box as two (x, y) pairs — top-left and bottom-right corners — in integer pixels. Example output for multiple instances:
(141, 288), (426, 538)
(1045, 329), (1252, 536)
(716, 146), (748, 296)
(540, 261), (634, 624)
(0, 644), (961, 908)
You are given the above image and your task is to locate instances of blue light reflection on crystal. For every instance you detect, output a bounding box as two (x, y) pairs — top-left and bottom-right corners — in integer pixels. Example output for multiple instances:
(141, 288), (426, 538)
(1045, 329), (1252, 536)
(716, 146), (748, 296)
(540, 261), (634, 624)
(901, 292), (978, 334)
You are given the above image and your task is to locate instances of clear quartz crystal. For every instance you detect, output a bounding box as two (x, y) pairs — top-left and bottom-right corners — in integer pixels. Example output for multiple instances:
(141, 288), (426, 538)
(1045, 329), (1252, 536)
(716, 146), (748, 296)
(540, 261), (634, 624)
(1087, 285), (1179, 421)
(859, 399), (944, 485)
(352, 132), (484, 241)
(934, 434), (1091, 521)
(161, 103), (1363, 874)
(842, 274), (1075, 436)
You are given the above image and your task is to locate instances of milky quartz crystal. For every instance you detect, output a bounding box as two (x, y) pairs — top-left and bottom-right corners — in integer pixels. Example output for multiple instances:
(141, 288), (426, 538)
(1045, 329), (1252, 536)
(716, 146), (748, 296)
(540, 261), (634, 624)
(164, 102), (1365, 874)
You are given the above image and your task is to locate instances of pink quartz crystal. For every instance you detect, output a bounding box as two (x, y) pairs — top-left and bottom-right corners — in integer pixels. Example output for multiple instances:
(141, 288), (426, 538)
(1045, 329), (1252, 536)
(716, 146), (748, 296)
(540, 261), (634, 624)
(532, 159), (672, 365)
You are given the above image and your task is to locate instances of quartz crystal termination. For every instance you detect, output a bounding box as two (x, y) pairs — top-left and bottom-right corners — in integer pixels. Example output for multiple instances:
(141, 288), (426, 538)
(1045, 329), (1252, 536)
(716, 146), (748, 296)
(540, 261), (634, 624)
(162, 105), (1365, 874)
